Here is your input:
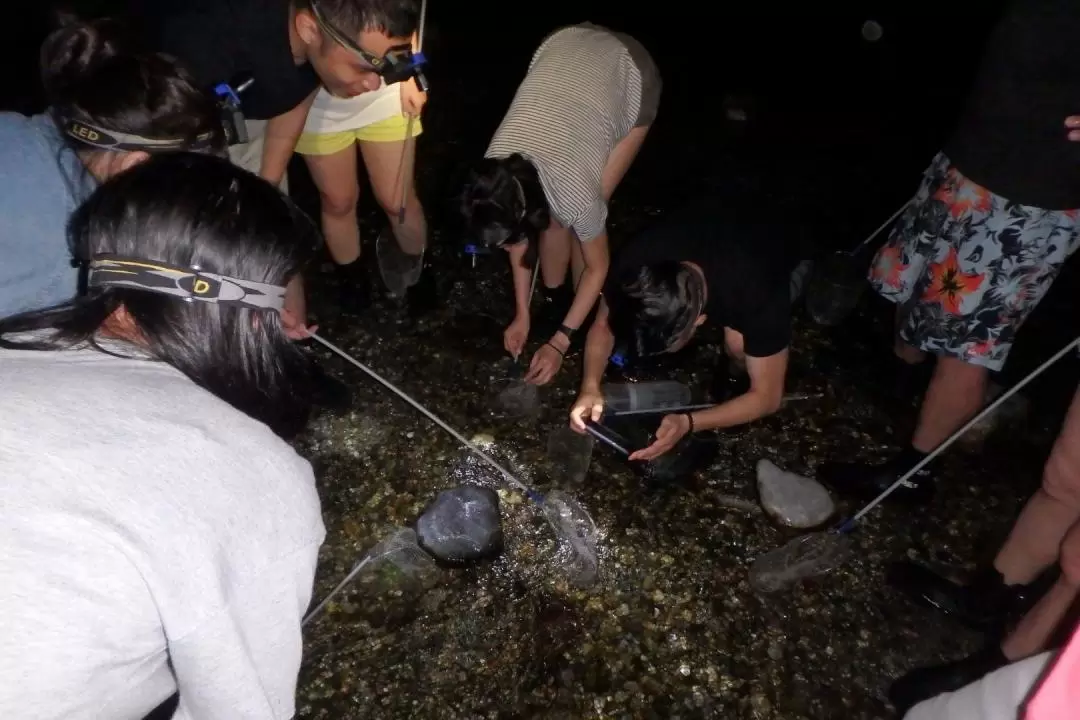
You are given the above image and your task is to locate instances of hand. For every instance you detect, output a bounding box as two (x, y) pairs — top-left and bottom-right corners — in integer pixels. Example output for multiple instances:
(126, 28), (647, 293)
(629, 414), (691, 462)
(280, 308), (317, 341)
(569, 389), (604, 433)
(524, 342), (564, 386)
(400, 77), (428, 117)
(503, 314), (529, 359)
(1066, 115), (1080, 141)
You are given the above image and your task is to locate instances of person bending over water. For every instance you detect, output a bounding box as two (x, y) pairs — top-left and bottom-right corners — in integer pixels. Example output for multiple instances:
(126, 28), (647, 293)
(0, 16), (225, 319)
(569, 201), (799, 461)
(0, 153), (324, 719)
(461, 23), (661, 385)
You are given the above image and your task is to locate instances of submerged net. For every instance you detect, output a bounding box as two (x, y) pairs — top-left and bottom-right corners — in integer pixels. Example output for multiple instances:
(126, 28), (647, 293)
(303, 526), (439, 627)
(375, 227), (424, 297)
(748, 530), (853, 594)
(493, 377), (541, 419)
(542, 490), (600, 588)
(546, 425), (594, 486)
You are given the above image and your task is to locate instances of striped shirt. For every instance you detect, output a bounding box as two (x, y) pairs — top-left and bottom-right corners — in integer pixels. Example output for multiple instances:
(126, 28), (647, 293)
(485, 25), (644, 242)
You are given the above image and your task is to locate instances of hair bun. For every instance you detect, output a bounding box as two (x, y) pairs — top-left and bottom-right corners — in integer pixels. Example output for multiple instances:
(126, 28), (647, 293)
(40, 16), (130, 104)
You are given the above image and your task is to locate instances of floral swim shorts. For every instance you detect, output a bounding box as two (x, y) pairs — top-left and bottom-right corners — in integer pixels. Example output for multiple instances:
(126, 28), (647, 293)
(870, 152), (1080, 371)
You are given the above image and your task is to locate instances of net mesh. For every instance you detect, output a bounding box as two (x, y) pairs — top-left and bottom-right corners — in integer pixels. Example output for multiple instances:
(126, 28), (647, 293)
(303, 527), (439, 627)
(748, 531), (853, 594)
(542, 489), (600, 588)
(376, 227), (424, 297)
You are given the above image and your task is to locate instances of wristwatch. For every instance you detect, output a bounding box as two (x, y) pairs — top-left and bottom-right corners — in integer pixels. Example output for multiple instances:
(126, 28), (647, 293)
(557, 324), (577, 341)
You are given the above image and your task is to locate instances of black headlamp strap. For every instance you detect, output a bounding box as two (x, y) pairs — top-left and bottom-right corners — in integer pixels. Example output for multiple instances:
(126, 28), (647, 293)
(86, 255), (287, 311)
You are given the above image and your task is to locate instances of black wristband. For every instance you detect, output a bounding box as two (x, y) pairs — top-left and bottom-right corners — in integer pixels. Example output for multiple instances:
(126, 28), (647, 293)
(546, 341), (565, 357)
(557, 324), (577, 340)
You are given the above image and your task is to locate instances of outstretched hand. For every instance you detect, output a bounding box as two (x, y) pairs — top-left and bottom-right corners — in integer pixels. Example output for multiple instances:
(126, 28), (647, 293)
(628, 414), (692, 462)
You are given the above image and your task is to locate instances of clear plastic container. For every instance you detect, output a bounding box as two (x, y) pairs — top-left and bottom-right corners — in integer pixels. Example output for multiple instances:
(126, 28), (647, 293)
(602, 381), (692, 415)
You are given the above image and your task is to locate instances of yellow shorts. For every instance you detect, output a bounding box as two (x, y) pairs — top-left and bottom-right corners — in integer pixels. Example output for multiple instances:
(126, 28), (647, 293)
(295, 113), (423, 156)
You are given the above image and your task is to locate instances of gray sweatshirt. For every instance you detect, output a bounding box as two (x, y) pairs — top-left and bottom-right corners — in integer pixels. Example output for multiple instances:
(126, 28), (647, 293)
(0, 340), (326, 719)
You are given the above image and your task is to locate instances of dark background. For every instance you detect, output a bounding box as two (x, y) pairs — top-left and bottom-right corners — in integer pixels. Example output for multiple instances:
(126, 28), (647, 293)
(5, 0), (1077, 414)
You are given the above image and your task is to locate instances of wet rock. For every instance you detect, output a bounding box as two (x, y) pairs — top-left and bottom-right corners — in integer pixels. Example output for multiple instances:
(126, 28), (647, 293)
(756, 459), (835, 528)
(416, 485), (504, 564)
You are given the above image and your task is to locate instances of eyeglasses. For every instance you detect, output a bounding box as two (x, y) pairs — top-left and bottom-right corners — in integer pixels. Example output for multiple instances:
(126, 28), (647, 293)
(307, 0), (411, 71)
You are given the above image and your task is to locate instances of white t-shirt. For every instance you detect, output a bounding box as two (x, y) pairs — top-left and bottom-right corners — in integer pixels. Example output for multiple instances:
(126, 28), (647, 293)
(0, 340), (325, 719)
(302, 80), (405, 135)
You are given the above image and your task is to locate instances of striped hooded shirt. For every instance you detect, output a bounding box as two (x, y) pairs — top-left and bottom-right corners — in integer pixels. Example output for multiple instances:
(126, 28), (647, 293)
(485, 25), (644, 242)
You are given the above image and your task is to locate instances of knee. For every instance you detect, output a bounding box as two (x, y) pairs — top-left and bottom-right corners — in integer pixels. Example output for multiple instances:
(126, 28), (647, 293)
(1057, 520), (1080, 586)
(320, 187), (359, 217)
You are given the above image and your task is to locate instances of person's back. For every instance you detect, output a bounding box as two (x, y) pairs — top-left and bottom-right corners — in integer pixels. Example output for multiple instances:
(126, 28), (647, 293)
(944, 0), (1080, 209)
(0, 340), (324, 719)
(0, 149), (324, 719)
(0, 112), (91, 318)
(486, 23), (648, 236)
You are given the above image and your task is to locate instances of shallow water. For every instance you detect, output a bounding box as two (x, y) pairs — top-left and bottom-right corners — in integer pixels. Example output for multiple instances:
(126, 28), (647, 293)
(283, 11), (1070, 717)
(291, 236), (1060, 718)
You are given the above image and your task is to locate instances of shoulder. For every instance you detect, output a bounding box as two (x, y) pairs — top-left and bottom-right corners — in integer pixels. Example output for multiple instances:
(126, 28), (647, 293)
(0, 113), (84, 198)
(8, 348), (321, 538)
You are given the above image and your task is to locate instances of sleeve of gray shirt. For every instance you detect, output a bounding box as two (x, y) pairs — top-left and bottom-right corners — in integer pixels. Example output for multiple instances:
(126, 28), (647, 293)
(169, 541), (322, 719)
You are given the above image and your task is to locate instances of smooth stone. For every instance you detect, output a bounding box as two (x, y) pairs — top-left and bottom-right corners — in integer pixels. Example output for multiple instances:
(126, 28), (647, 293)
(416, 485), (504, 564)
(756, 458), (835, 528)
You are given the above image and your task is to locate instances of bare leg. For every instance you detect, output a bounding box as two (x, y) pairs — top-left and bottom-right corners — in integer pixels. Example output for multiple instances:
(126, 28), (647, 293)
(600, 125), (650, 201)
(994, 389), (1080, 584)
(1000, 519), (1080, 660)
(359, 137), (426, 256)
(303, 147), (361, 265)
(538, 222), (573, 289)
(910, 356), (988, 453)
(545, 125), (651, 292)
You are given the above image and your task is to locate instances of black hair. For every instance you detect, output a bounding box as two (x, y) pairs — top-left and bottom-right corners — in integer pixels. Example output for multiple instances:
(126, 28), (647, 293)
(299, 0), (420, 40)
(460, 154), (550, 266)
(0, 153), (319, 440)
(40, 14), (226, 156)
(606, 261), (702, 358)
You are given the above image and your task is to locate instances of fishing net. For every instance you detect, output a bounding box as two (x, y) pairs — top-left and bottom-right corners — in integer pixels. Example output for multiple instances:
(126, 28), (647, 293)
(375, 227), (424, 298)
(748, 530), (853, 594)
(546, 425), (595, 486)
(805, 250), (867, 326)
(302, 526), (439, 627)
(542, 489), (600, 588)
(309, 333), (603, 589)
(493, 376), (540, 419)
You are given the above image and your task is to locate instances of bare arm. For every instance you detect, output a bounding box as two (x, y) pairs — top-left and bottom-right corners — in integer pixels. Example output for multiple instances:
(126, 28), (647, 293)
(580, 298), (614, 393)
(552, 233), (609, 349)
(692, 349), (788, 430)
(258, 89), (318, 185)
(507, 242), (533, 318)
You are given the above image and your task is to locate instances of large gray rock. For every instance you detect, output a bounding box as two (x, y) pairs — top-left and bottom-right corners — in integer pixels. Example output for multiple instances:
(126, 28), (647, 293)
(416, 485), (504, 564)
(756, 459), (835, 529)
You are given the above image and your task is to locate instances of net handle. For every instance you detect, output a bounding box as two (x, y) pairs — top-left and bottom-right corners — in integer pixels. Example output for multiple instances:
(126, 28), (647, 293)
(395, 0), (427, 223)
(842, 335), (1080, 529)
(308, 332), (542, 503)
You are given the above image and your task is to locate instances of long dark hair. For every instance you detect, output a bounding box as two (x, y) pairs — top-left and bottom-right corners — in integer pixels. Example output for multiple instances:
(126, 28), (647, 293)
(460, 154), (550, 267)
(40, 13), (226, 157)
(0, 153), (319, 439)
